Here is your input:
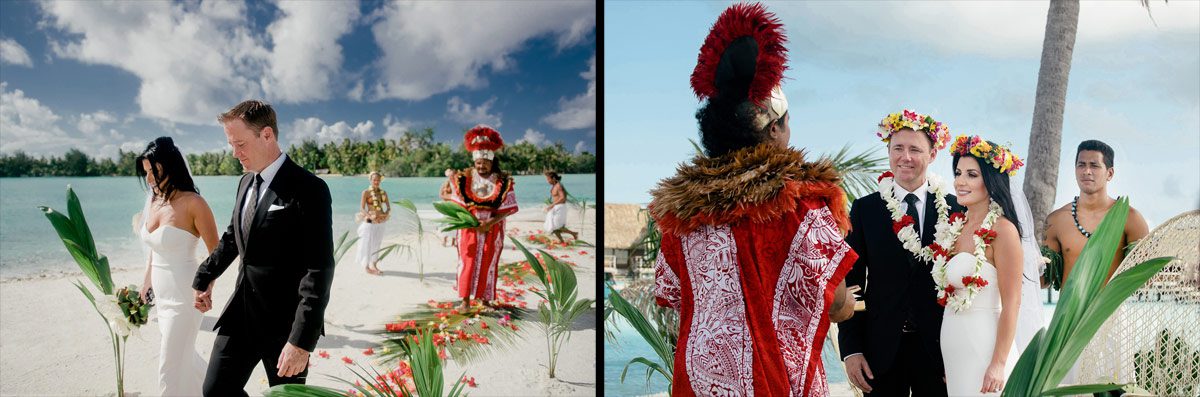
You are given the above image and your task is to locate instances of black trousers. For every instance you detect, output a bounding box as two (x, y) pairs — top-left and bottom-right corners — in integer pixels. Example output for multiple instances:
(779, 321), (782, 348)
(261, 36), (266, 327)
(202, 327), (308, 396)
(864, 331), (948, 397)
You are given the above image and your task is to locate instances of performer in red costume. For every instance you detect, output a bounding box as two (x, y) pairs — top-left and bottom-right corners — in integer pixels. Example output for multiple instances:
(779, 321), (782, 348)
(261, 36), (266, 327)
(649, 3), (858, 396)
(448, 125), (518, 310)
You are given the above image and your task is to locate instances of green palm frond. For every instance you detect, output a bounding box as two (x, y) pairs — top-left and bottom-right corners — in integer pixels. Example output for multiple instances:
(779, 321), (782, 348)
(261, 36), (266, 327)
(818, 144), (888, 204)
(333, 230), (360, 266)
(607, 284), (674, 390)
(510, 238), (596, 378)
(377, 302), (529, 366)
(1003, 197), (1172, 396)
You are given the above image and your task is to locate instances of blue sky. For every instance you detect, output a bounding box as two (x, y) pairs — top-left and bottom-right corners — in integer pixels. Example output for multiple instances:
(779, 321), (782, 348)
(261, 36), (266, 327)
(0, 0), (595, 160)
(605, 0), (1200, 228)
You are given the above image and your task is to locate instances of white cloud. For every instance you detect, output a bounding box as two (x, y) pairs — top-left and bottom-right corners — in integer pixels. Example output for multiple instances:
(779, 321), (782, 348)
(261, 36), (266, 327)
(573, 140), (591, 155)
(40, 0), (268, 125)
(77, 111), (117, 135)
(771, 1), (1200, 64)
(261, 0), (359, 102)
(0, 38), (33, 67)
(517, 128), (548, 146)
(0, 82), (83, 155)
(287, 117), (375, 144)
(348, 79), (365, 102)
(368, 2), (594, 101)
(382, 113), (421, 141)
(446, 96), (502, 128)
(542, 56), (595, 130)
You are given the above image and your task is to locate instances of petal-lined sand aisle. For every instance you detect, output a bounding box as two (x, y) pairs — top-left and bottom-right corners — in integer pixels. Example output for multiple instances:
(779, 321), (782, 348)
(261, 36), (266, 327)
(0, 205), (596, 395)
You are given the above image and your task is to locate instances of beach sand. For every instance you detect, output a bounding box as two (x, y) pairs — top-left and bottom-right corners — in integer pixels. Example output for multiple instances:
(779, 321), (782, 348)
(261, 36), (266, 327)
(0, 205), (597, 396)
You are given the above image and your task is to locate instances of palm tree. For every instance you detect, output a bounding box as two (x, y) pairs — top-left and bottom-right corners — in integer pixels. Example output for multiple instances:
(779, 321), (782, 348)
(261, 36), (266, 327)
(1023, 0), (1079, 241)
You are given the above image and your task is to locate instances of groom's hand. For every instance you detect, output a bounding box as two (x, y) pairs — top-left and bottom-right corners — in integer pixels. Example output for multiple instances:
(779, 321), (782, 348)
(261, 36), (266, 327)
(845, 354), (874, 392)
(277, 343), (310, 377)
(193, 280), (215, 312)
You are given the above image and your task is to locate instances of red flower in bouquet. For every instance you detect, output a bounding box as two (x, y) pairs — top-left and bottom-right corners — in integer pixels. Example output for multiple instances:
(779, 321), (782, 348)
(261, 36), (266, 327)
(974, 228), (997, 244)
(893, 215), (915, 234)
(878, 171), (894, 182)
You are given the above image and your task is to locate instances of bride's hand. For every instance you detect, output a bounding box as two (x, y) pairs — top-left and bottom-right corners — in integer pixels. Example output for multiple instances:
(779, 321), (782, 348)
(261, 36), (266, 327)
(981, 362), (1005, 394)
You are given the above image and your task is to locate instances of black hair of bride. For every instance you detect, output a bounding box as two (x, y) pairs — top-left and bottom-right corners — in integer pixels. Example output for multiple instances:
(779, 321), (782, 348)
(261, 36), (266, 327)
(135, 136), (198, 202)
(953, 152), (1024, 238)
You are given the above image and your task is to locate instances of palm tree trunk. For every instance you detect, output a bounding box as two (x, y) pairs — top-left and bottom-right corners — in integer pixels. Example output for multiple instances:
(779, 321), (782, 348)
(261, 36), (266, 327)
(1024, 0), (1080, 241)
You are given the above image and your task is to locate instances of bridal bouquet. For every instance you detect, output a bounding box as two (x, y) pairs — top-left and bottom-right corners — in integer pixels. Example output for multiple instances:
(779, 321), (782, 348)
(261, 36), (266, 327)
(433, 201), (480, 232)
(40, 186), (150, 396)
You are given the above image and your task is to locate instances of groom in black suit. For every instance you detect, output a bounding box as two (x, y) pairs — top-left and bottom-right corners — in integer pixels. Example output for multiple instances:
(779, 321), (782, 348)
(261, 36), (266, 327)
(839, 122), (960, 396)
(193, 100), (334, 396)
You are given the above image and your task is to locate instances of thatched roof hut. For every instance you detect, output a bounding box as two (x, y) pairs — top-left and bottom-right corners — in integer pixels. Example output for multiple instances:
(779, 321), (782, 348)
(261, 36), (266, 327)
(603, 203), (650, 272)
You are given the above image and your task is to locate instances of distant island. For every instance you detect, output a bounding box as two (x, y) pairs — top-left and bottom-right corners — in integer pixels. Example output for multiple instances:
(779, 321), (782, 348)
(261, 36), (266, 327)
(0, 129), (595, 177)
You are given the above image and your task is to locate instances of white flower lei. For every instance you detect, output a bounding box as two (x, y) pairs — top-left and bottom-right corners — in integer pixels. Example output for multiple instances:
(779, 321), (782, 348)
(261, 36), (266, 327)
(877, 172), (953, 259)
(932, 201), (1002, 313)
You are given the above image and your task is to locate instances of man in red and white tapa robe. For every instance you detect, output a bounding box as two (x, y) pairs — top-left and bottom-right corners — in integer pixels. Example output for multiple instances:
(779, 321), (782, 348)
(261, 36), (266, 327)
(449, 125), (518, 306)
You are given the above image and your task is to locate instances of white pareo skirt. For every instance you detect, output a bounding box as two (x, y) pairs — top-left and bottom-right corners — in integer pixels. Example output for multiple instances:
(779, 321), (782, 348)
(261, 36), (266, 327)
(357, 221), (386, 268)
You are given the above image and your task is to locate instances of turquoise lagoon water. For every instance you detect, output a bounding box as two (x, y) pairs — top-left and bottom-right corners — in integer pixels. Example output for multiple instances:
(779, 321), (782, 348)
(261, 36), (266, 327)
(0, 174), (594, 278)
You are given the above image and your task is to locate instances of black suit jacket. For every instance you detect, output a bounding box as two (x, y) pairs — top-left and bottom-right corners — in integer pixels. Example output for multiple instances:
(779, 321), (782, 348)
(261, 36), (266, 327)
(837, 190), (962, 377)
(193, 157), (334, 352)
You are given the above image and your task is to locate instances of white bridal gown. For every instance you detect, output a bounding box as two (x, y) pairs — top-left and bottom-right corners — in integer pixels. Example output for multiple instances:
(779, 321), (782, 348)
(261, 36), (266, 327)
(140, 223), (206, 396)
(940, 252), (1017, 396)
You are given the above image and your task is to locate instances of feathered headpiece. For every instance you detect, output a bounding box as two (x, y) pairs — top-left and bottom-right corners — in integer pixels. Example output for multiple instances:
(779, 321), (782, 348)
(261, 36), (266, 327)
(464, 124), (504, 161)
(950, 135), (1024, 176)
(691, 2), (789, 130)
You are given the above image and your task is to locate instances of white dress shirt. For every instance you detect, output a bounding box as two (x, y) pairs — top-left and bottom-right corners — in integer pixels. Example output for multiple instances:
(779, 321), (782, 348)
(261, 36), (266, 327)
(242, 153), (287, 217)
(892, 179), (929, 235)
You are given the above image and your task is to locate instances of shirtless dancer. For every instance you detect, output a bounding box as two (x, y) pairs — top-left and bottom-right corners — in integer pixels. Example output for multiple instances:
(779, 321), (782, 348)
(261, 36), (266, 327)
(1043, 140), (1149, 285)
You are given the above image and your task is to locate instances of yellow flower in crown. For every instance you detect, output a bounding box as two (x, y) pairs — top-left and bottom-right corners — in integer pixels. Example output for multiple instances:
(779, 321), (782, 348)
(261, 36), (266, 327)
(876, 109), (952, 151)
(950, 134), (1024, 176)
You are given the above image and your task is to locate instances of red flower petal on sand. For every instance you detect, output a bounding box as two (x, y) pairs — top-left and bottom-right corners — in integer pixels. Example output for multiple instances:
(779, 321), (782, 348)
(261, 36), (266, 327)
(363, 348), (374, 356)
(342, 356), (354, 364)
(463, 376), (478, 387)
(318, 350), (330, 359)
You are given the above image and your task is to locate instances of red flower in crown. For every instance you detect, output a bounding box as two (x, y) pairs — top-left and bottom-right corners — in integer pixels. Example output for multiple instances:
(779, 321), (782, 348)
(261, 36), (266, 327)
(974, 228), (997, 244)
(893, 215), (915, 234)
(903, 109), (920, 122)
(948, 212), (966, 224)
(878, 171), (894, 182)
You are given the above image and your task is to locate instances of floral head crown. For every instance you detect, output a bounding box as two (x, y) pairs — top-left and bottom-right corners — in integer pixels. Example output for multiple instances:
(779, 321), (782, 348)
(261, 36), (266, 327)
(876, 109), (951, 151)
(950, 135), (1024, 176)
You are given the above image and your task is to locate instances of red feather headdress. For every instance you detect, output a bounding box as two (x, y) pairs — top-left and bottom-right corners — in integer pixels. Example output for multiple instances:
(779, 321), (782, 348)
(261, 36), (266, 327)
(690, 2), (788, 107)
(464, 124), (504, 160)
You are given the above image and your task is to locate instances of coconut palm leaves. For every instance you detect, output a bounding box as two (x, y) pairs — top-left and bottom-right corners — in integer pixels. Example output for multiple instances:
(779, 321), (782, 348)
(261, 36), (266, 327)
(1003, 197), (1173, 396)
(818, 144), (888, 203)
(606, 284), (674, 391)
(375, 198), (433, 280)
(333, 230), (361, 266)
(510, 238), (595, 378)
(266, 329), (469, 397)
(377, 301), (528, 365)
(434, 201), (480, 232)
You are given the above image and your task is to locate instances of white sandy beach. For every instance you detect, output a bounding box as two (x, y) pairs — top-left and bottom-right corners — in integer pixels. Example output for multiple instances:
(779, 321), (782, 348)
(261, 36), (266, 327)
(0, 205), (597, 396)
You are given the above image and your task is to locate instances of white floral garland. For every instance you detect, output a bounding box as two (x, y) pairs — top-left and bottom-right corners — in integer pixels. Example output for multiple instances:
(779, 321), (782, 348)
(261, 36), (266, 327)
(931, 201), (1002, 313)
(877, 171), (953, 259)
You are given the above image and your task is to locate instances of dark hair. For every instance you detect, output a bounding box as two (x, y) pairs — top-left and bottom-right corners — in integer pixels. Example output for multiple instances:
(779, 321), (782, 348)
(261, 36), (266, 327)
(697, 97), (784, 158)
(544, 171), (561, 181)
(136, 137), (198, 202)
(1076, 140), (1114, 168)
(218, 100), (279, 138)
(952, 152), (1023, 238)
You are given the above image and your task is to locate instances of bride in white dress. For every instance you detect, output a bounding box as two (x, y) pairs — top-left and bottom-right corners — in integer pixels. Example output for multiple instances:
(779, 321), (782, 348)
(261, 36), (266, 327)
(135, 137), (219, 396)
(937, 136), (1028, 396)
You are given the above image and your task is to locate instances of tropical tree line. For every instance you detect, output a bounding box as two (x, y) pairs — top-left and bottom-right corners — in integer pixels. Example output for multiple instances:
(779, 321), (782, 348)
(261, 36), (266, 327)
(0, 129), (595, 177)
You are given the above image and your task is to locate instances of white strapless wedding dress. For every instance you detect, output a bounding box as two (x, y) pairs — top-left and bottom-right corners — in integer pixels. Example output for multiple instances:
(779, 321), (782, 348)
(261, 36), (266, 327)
(940, 252), (1017, 396)
(140, 224), (206, 396)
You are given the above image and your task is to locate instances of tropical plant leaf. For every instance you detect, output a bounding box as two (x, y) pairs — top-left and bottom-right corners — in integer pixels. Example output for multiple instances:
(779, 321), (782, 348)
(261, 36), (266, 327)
(1041, 383), (1128, 396)
(817, 144), (888, 204)
(606, 284), (674, 388)
(377, 302), (529, 365)
(333, 230), (360, 266)
(621, 356), (670, 385)
(264, 384), (347, 397)
(1002, 327), (1043, 396)
(65, 186), (97, 259)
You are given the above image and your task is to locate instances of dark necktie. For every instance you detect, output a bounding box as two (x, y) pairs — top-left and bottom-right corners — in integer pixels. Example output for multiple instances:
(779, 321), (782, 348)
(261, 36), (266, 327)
(904, 193), (921, 237)
(242, 174), (262, 239)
